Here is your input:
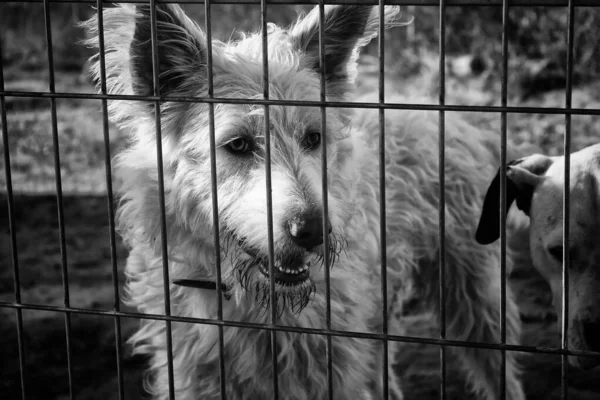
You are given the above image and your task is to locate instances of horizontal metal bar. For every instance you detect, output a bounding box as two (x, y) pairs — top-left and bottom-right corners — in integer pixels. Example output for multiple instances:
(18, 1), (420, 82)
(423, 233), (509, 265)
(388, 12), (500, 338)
(2, 90), (600, 116)
(0, 0), (597, 5)
(2, 300), (600, 359)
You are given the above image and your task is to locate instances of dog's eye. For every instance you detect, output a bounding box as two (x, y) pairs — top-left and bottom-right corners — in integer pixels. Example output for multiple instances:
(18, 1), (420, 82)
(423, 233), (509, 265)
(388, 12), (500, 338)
(225, 138), (252, 154)
(304, 131), (321, 150)
(548, 246), (564, 262)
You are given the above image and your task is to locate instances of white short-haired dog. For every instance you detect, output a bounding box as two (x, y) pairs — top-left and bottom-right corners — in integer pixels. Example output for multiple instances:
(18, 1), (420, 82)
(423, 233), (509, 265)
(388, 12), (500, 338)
(84, 4), (524, 399)
(477, 143), (600, 370)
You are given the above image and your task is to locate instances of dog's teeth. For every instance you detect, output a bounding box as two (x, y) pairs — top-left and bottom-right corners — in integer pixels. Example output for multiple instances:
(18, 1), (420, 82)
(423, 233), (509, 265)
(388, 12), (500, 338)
(270, 262), (312, 275)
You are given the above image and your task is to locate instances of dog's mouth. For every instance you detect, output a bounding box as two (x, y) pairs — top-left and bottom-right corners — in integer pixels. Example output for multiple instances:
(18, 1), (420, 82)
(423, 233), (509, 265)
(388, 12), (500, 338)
(242, 242), (312, 286)
(257, 259), (311, 286)
(225, 234), (345, 315)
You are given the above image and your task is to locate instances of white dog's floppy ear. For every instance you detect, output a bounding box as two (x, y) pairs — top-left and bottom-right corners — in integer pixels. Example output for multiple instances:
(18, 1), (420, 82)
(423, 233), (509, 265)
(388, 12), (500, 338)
(290, 5), (400, 96)
(476, 154), (554, 245)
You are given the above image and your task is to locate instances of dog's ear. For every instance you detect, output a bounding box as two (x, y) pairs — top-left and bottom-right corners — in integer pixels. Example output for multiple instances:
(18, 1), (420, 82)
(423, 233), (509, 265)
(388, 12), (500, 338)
(83, 4), (207, 118)
(130, 4), (207, 97)
(289, 5), (400, 96)
(476, 154), (554, 245)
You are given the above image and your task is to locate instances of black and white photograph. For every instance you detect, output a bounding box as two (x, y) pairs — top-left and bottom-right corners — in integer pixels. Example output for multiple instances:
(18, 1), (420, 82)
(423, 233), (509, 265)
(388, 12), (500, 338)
(1, 1), (600, 399)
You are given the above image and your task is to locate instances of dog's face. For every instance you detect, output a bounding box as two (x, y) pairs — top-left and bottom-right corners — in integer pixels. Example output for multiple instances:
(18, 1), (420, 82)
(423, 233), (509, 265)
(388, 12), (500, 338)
(85, 5), (399, 314)
(176, 96), (358, 313)
(477, 144), (600, 368)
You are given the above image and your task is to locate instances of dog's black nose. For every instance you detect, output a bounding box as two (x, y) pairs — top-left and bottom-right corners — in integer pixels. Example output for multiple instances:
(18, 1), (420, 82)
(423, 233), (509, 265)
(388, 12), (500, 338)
(582, 319), (600, 353)
(287, 214), (332, 249)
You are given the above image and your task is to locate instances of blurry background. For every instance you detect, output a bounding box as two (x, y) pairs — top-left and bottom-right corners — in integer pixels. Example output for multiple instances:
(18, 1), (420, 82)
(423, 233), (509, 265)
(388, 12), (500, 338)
(1, 1), (600, 399)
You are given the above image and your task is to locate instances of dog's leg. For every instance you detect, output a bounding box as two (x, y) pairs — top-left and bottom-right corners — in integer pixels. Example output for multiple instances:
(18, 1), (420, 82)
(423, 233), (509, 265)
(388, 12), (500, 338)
(442, 246), (525, 400)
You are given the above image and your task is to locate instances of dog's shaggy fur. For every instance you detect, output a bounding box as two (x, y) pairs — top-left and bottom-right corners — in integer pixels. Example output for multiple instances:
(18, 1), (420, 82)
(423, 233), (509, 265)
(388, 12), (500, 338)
(84, 4), (525, 399)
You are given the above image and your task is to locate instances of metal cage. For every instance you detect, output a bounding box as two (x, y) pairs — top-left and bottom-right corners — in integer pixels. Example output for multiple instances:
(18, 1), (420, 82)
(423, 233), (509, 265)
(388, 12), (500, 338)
(1, 0), (600, 399)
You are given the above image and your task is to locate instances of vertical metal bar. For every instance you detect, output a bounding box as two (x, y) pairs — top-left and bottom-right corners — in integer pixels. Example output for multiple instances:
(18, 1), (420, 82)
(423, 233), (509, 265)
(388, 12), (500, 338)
(316, 2), (333, 399)
(95, 2), (124, 399)
(203, 0), (228, 398)
(377, 1), (389, 399)
(42, 1), (74, 398)
(0, 36), (27, 400)
(148, 2), (176, 398)
(12, 310), (26, 400)
(562, 1), (575, 399)
(259, 1), (279, 399)
(499, 0), (510, 399)
(437, 2), (447, 399)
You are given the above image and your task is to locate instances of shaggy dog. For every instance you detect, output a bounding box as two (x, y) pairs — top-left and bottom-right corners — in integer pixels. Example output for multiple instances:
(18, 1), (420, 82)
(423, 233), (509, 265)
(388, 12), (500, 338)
(84, 4), (525, 399)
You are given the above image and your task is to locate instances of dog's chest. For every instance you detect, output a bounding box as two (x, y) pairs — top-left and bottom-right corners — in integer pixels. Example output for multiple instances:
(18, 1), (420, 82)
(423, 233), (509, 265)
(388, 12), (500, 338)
(193, 324), (375, 400)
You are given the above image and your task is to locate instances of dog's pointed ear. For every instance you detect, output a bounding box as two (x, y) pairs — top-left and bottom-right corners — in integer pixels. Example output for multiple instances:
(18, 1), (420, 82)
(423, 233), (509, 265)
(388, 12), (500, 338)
(289, 5), (400, 96)
(83, 4), (207, 103)
(130, 4), (208, 97)
(476, 154), (554, 245)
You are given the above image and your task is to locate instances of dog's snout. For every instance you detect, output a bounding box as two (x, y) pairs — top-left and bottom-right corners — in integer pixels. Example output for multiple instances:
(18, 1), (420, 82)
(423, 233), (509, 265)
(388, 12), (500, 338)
(287, 213), (332, 249)
(582, 320), (600, 353)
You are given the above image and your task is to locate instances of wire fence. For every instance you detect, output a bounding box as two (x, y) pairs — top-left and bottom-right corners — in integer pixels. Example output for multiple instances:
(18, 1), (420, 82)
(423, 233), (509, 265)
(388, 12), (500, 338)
(1, 0), (600, 399)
